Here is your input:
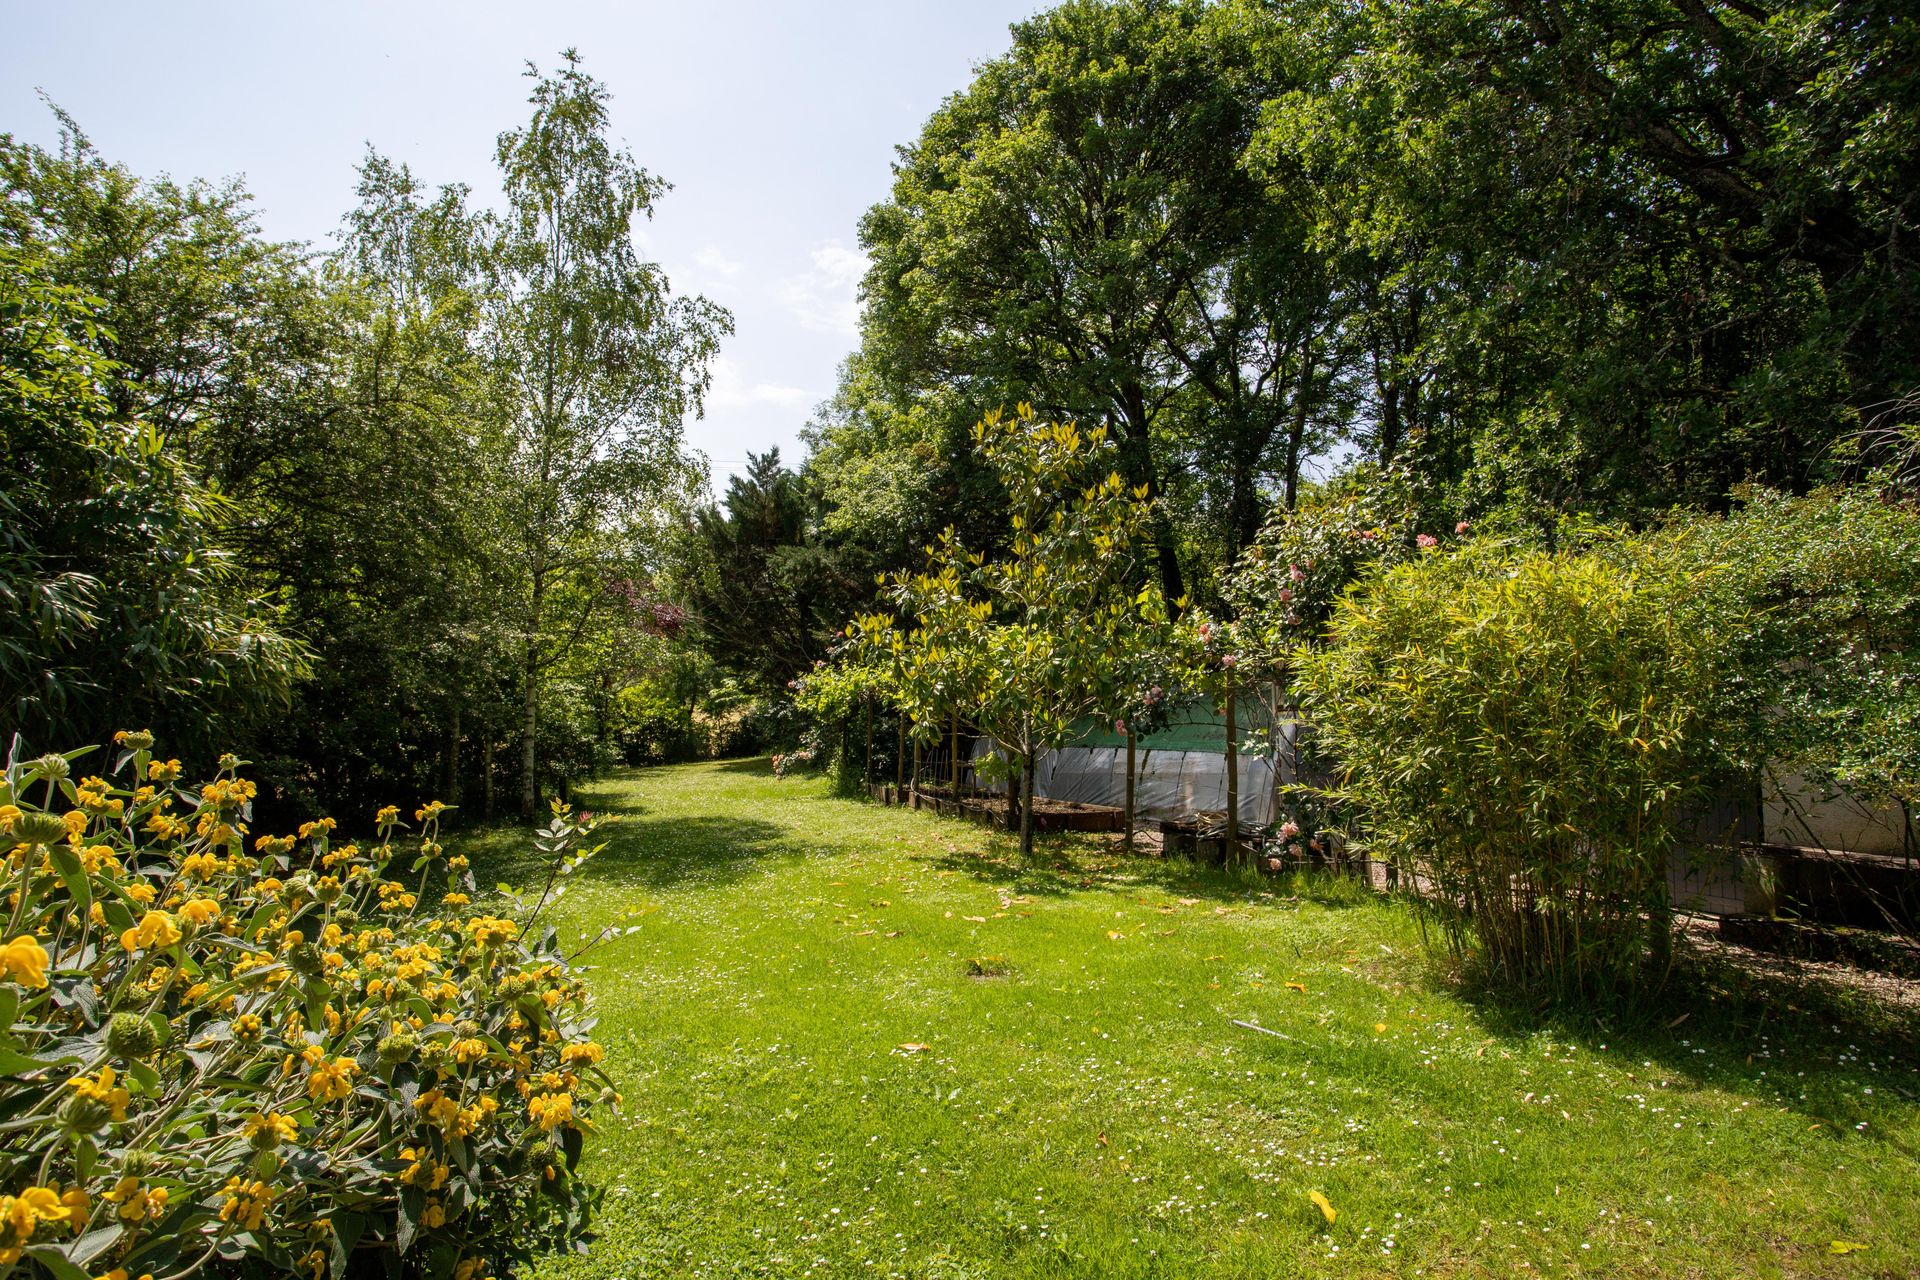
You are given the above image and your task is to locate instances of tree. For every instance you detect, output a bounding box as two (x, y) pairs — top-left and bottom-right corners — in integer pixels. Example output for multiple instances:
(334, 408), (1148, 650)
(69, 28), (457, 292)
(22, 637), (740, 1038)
(0, 243), (307, 754)
(681, 449), (866, 699)
(854, 406), (1170, 855)
(857, 0), (1350, 603)
(483, 51), (730, 816)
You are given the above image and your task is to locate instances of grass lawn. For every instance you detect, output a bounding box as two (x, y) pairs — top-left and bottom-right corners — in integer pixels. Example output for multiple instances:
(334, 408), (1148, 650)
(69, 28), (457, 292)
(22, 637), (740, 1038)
(463, 760), (1920, 1279)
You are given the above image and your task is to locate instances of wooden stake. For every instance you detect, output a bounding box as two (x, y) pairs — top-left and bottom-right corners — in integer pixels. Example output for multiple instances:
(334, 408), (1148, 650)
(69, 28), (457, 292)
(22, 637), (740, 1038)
(1225, 689), (1239, 862)
(1124, 727), (1137, 854)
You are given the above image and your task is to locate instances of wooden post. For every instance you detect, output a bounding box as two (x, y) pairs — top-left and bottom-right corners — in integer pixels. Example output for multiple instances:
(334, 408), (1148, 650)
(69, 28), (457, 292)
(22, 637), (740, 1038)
(1225, 689), (1239, 862)
(911, 723), (921, 807)
(895, 711), (905, 794)
(1124, 727), (1137, 854)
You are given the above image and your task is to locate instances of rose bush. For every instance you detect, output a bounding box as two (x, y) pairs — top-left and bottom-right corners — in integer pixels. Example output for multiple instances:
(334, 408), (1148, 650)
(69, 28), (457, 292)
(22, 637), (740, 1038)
(0, 734), (616, 1280)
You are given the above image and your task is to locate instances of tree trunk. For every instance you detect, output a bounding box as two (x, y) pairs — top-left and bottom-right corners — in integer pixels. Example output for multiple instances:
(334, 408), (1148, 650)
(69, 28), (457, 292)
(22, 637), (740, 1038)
(864, 696), (874, 788)
(950, 713), (960, 799)
(895, 712), (905, 792)
(483, 739), (496, 821)
(520, 652), (540, 820)
(1124, 728), (1137, 854)
(443, 704), (461, 806)
(911, 726), (921, 805)
(1225, 690), (1239, 862)
(1020, 750), (1035, 857)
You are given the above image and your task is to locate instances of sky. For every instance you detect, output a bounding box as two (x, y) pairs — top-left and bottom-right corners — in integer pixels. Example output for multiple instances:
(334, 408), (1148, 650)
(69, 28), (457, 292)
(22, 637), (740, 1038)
(0, 0), (1047, 492)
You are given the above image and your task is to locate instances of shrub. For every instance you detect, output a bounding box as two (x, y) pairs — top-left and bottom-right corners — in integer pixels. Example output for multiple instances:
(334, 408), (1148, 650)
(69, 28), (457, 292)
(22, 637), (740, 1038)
(0, 734), (616, 1279)
(1293, 541), (1729, 996)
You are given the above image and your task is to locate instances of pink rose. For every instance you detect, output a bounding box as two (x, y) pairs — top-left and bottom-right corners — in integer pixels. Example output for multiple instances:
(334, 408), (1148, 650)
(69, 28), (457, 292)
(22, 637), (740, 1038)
(1416, 533), (1437, 549)
(1289, 565), (1305, 583)
(1266, 856), (1283, 873)
(1456, 520), (1471, 534)
(1278, 588), (1292, 603)
(1113, 719), (1127, 735)
(1221, 654), (1237, 668)
(1279, 821), (1300, 840)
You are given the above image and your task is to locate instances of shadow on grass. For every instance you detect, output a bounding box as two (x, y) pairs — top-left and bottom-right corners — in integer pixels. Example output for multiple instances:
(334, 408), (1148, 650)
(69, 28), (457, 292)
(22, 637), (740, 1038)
(706, 757), (775, 776)
(1450, 939), (1920, 1142)
(471, 813), (805, 895)
(918, 828), (1379, 910)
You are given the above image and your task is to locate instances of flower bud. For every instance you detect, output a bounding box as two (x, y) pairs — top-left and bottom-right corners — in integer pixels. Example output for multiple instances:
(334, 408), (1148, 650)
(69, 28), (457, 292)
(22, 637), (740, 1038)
(377, 1031), (418, 1064)
(107, 1012), (162, 1060)
(14, 810), (70, 844)
(33, 753), (70, 781)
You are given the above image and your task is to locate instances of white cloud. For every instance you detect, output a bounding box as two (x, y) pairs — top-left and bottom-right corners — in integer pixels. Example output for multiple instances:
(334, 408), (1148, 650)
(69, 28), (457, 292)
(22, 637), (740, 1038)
(703, 355), (812, 412)
(694, 245), (745, 277)
(773, 240), (870, 337)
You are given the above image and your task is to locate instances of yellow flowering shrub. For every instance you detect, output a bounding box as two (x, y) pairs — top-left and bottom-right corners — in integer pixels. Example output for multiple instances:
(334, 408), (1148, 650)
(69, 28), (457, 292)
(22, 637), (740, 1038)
(0, 736), (616, 1279)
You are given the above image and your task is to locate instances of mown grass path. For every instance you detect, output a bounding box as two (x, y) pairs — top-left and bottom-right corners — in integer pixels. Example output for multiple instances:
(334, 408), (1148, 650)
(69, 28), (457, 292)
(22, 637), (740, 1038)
(464, 760), (1920, 1279)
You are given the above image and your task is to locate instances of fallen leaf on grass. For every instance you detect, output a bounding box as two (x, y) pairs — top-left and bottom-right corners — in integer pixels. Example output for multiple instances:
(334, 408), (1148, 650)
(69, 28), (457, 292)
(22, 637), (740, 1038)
(1666, 1011), (1691, 1029)
(1178, 898), (1201, 906)
(1107, 930), (1125, 941)
(963, 915), (987, 923)
(885, 931), (902, 938)
(897, 1042), (930, 1053)
(1286, 982), (1308, 994)
(1309, 1190), (1336, 1224)
(1829, 1240), (1868, 1255)
(1374, 1023), (1388, 1034)
(852, 929), (876, 937)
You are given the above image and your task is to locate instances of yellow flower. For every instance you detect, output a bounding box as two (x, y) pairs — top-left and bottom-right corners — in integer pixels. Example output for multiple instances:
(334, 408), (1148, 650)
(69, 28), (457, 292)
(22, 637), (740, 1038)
(421, 1201), (446, 1229)
(118, 911), (181, 953)
(178, 851), (220, 879)
(243, 1111), (300, 1150)
(147, 758), (183, 782)
(375, 805), (400, 826)
(528, 1091), (574, 1131)
(66, 1067), (130, 1123)
(178, 898), (221, 927)
(232, 1013), (263, 1042)
(0, 934), (49, 988)
(560, 1041), (604, 1068)
(124, 882), (156, 905)
(101, 1177), (166, 1223)
(453, 1038), (488, 1067)
(217, 1178), (273, 1232)
(467, 917), (518, 948)
(306, 1054), (357, 1103)
(415, 1088), (464, 1134)
(0, 804), (20, 833)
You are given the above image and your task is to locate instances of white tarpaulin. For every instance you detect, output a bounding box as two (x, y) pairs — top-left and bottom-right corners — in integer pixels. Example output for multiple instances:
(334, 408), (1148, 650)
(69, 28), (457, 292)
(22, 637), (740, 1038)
(969, 738), (1286, 827)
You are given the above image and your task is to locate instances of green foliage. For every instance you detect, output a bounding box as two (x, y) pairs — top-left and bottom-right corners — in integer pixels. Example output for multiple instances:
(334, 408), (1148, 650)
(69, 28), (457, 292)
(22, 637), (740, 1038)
(3, 69), (726, 821)
(1640, 487), (1920, 811)
(1293, 540), (1731, 996)
(0, 739), (616, 1278)
(0, 244), (307, 755)
(847, 407), (1173, 851)
(856, 0), (1340, 601)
